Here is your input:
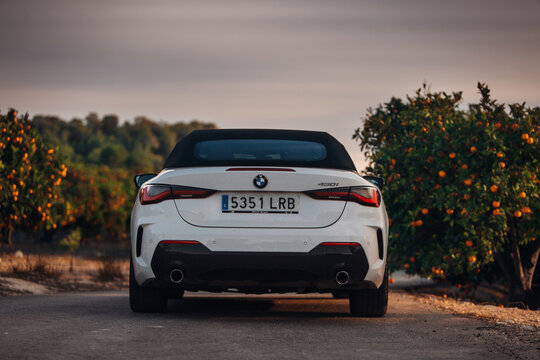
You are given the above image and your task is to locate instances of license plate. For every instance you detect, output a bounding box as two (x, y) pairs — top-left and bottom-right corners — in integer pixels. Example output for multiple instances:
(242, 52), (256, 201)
(222, 193), (299, 214)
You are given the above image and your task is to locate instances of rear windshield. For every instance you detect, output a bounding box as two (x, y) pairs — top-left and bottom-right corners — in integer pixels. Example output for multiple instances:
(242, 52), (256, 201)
(163, 129), (356, 171)
(194, 139), (327, 162)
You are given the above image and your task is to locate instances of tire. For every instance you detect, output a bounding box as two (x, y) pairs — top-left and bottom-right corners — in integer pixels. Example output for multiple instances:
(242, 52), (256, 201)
(129, 257), (168, 313)
(349, 266), (388, 317)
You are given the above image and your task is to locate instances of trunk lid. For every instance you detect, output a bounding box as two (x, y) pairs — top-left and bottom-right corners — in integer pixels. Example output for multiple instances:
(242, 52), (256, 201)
(154, 167), (365, 228)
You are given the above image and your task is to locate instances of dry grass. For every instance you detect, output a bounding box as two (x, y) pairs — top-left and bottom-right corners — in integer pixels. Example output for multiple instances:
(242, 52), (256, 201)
(96, 258), (124, 282)
(11, 256), (63, 280)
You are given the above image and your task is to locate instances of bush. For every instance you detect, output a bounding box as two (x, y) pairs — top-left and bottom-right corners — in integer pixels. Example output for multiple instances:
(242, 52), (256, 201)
(62, 165), (132, 239)
(0, 110), (68, 245)
(58, 228), (82, 252)
(354, 83), (539, 307)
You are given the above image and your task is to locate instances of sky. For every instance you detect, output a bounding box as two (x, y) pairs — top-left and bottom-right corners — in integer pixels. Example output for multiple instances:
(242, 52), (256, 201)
(1, 0), (539, 169)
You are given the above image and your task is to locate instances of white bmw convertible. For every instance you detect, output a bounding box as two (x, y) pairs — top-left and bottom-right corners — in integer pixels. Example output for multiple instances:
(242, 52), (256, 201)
(130, 129), (389, 316)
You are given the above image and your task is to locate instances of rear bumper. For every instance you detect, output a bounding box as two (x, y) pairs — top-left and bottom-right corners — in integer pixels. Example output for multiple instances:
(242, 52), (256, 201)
(148, 242), (373, 292)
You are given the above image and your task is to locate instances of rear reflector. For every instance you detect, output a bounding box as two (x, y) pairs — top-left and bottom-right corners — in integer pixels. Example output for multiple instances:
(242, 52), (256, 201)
(320, 242), (360, 246)
(305, 186), (381, 207)
(159, 240), (201, 245)
(140, 185), (215, 205)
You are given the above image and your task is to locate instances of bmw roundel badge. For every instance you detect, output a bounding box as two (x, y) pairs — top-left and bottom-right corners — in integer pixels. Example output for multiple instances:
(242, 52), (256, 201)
(253, 174), (268, 189)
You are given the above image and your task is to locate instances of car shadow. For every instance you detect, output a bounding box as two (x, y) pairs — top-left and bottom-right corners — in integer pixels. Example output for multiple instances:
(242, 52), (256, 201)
(166, 295), (352, 319)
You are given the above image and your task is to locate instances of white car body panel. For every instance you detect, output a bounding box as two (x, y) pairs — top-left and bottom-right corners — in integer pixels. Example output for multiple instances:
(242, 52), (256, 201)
(131, 166), (388, 287)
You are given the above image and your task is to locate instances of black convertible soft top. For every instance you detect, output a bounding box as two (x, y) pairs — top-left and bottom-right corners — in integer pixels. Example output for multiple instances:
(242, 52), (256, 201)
(163, 129), (356, 171)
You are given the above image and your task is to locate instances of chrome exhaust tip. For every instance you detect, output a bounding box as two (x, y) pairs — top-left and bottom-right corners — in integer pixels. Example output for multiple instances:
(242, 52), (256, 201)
(169, 269), (184, 284)
(335, 271), (350, 286)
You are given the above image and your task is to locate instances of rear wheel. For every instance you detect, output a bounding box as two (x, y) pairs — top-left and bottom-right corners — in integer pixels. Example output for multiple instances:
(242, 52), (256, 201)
(349, 266), (388, 317)
(129, 257), (168, 313)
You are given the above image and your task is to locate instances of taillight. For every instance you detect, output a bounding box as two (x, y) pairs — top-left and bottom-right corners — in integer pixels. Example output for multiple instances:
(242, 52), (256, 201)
(171, 186), (215, 199)
(305, 186), (380, 207)
(348, 187), (380, 207)
(305, 187), (350, 201)
(140, 185), (215, 205)
(140, 185), (172, 204)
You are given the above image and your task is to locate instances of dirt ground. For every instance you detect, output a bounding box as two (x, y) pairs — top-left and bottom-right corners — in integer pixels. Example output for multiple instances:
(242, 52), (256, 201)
(0, 252), (128, 296)
(1, 251), (538, 333)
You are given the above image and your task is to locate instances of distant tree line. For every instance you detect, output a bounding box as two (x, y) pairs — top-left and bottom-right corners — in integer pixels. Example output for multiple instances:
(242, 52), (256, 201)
(31, 113), (216, 173)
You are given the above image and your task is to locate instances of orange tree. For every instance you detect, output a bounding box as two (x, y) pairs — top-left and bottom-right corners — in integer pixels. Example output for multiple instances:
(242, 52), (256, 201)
(354, 84), (539, 307)
(0, 109), (68, 245)
(62, 164), (132, 239)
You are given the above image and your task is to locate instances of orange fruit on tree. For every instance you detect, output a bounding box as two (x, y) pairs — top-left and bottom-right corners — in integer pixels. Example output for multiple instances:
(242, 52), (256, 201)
(492, 201), (500, 208)
(389, 278), (395, 284)
(495, 122), (501, 129)
(415, 219), (423, 227)
(521, 206), (531, 214)
(527, 137), (534, 144)
(463, 194), (471, 200)
(492, 209), (501, 216)
(468, 255), (476, 263)
(519, 192), (526, 198)
(463, 179), (472, 186)
(421, 208), (429, 215)
(521, 133), (529, 140)
(470, 146), (477, 152)
(499, 162), (505, 168)
(434, 184), (440, 190)
(446, 209), (454, 215)
(496, 152), (503, 158)
(461, 164), (468, 169)
(438, 170), (446, 177)
(514, 210), (522, 218)
(391, 158), (396, 165)
(490, 185), (498, 193)
(409, 256), (416, 263)
(449, 152), (456, 159)
(465, 240), (473, 247)
(404, 263), (410, 269)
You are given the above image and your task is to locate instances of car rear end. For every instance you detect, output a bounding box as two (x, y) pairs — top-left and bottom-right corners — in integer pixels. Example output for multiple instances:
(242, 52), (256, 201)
(130, 129), (388, 316)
